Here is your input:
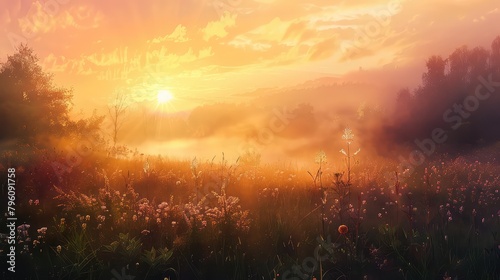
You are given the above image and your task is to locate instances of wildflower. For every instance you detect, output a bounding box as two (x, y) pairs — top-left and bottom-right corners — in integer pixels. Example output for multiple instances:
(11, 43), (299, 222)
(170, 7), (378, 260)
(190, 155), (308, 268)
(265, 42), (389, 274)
(158, 202), (168, 209)
(56, 245), (62, 253)
(37, 227), (47, 235)
(338, 225), (348, 235)
(17, 224), (30, 237)
(85, 215), (90, 221)
(342, 128), (354, 143)
(191, 157), (198, 170)
(315, 150), (327, 164)
(81, 223), (87, 230)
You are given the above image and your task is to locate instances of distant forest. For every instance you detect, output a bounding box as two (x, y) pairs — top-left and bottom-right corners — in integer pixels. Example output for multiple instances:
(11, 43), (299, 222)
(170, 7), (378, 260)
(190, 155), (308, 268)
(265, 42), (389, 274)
(386, 36), (500, 147)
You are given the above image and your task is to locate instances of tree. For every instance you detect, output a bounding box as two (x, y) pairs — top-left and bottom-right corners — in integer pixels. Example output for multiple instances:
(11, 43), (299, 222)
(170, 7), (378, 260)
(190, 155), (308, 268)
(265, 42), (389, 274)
(107, 92), (128, 146)
(388, 36), (500, 147)
(491, 36), (500, 73)
(422, 55), (447, 89)
(448, 46), (470, 82)
(0, 45), (72, 145)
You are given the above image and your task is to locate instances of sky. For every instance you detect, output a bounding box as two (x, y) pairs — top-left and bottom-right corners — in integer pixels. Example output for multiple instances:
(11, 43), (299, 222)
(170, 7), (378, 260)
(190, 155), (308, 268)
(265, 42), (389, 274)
(1, 0), (499, 115)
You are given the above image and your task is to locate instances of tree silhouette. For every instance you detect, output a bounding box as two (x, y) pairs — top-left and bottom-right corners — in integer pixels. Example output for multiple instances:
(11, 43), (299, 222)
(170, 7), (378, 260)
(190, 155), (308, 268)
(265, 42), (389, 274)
(491, 36), (500, 74)
(389, 36), (500, 147)
(0, 45), (72, 145)
(0, 45), (104, 149)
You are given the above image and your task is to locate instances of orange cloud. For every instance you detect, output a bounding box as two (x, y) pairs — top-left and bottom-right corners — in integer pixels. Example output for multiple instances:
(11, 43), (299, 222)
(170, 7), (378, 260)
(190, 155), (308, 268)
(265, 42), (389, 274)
(1, 0), (499, 115)
(201, 11), (237, 41)
(150, 25), (190, 43)
(308, 37), (339, 61)
(17, 1), (102, 36)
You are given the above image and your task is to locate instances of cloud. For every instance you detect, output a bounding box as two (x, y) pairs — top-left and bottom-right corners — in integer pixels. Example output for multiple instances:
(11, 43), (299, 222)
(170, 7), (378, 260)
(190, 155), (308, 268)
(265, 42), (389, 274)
(3, 0), (500, 115)
(243, 17), (289, 43)
(150, 24), (189, 43)
(227, 36), (272, 51)
(282, 20), (308, 41)
(308, 37), (339, 61)
(201, 11), (237, 41)
(17, 1), (103, 37)
(488, 8), (499, 14)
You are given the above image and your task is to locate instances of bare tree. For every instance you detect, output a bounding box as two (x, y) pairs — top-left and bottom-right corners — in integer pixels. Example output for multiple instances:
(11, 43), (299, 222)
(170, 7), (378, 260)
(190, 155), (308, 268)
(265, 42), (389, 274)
(107, 92), (128, 147)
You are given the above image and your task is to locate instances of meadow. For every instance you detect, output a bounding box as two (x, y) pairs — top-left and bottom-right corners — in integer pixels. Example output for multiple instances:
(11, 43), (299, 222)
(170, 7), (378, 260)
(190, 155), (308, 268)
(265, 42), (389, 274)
(2, 37), (500, 279)
(2, 135), (500, 280)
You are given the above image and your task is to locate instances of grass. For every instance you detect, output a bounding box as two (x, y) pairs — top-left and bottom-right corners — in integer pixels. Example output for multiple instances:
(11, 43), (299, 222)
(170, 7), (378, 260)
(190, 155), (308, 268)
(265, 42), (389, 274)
(1, 146), (500, 279)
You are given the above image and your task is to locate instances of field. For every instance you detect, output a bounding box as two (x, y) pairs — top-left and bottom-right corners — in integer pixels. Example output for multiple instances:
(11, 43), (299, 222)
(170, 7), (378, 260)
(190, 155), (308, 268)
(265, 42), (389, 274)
(2, 140), (500, 280)
(2, 2), (500, 279)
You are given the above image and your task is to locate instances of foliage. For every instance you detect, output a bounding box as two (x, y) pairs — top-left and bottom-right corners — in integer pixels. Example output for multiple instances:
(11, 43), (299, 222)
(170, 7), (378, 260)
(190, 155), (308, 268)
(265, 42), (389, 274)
(389, 36), (500, 146)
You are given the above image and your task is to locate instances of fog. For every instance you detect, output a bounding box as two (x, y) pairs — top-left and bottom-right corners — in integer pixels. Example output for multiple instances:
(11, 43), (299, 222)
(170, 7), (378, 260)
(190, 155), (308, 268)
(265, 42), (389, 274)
(114, 36), (500, 167)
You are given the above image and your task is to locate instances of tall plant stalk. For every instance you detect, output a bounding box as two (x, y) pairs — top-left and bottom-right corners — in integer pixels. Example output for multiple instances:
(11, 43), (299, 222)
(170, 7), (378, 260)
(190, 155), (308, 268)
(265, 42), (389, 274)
(339, 128), (360, 228)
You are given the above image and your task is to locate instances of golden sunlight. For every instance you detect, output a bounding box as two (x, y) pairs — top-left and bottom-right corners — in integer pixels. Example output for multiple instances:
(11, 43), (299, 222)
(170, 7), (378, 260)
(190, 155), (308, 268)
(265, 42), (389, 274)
(157, 89), (173, 104)
(4, 0), (500, 277)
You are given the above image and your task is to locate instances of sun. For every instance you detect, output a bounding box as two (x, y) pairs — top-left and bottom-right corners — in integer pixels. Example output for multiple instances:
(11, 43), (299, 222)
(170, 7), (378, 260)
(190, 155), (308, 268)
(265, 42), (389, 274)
(157, 90), (173, 104)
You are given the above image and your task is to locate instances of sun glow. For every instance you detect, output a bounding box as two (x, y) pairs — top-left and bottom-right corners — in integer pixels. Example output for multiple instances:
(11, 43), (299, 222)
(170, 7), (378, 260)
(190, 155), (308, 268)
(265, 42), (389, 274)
(157, 90), (173, 104)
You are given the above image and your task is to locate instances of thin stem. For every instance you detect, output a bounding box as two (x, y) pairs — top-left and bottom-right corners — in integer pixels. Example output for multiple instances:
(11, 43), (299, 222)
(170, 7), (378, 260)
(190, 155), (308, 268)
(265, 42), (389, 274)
(347, 142), (351, 183)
